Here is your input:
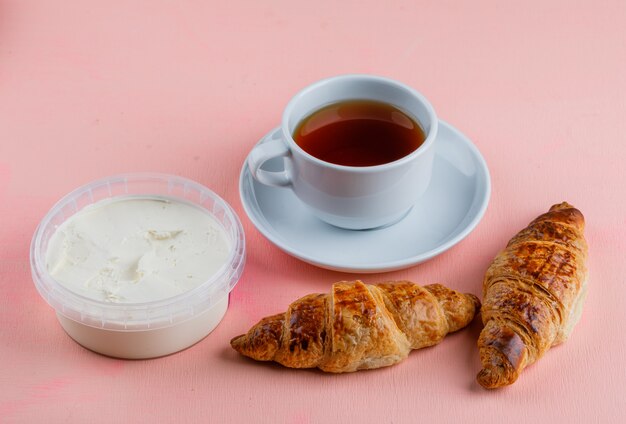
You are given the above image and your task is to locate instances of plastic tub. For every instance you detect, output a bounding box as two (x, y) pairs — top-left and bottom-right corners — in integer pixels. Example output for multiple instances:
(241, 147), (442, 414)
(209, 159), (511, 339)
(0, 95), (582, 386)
(30, 173), (245, 359)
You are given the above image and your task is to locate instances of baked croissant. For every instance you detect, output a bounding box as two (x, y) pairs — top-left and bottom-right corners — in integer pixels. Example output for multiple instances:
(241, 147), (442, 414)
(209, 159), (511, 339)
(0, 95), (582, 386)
(477, 202), (588, 389)
(231, 280), (480, 373)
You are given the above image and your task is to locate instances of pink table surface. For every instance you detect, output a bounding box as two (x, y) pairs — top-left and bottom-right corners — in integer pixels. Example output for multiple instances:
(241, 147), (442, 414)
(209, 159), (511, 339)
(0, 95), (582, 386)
(1, 1), (625, 423)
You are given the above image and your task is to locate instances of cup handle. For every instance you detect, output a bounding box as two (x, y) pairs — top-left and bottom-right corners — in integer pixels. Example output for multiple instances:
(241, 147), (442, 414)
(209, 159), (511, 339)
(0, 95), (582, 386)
(247, 127), (293, 187)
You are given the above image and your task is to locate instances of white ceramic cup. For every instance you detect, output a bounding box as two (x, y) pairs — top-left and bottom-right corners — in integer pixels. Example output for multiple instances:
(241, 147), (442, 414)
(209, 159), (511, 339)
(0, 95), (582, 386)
(248, 74), (438, 230)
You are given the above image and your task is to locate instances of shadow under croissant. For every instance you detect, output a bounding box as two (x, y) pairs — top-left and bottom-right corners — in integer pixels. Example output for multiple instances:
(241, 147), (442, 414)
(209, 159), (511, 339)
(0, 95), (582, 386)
(229, 326), (483, 379)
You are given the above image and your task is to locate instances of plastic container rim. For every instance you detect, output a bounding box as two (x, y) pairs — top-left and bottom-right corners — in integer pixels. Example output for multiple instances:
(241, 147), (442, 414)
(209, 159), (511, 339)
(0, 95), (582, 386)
(30, 172), (245, 331)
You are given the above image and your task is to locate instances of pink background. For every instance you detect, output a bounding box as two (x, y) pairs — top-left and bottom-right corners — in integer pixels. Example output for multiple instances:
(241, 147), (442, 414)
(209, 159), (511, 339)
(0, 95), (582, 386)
(1, 1), (625, 423)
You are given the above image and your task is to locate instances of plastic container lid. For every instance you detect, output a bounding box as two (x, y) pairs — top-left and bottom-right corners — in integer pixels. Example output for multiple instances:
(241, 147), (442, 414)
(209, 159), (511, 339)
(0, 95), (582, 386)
(30, 173), (245, 331)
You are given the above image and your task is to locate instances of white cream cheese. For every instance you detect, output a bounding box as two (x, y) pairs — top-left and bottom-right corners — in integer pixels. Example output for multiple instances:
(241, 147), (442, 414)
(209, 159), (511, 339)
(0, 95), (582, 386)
(46, 197), (231, 304)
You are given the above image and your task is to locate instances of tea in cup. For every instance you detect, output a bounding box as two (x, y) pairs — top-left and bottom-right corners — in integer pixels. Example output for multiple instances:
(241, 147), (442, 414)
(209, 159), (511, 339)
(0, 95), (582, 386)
(247, 74), (438, 230)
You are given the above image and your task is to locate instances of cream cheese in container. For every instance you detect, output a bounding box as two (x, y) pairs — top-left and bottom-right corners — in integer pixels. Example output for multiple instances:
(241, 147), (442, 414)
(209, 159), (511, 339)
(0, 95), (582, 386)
(30, 173), (245, 359)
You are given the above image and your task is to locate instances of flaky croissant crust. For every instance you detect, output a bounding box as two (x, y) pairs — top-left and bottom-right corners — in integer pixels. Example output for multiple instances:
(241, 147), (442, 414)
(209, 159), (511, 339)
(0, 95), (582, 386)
(232, 280), (480, 373)
(477, 202), (588, 389)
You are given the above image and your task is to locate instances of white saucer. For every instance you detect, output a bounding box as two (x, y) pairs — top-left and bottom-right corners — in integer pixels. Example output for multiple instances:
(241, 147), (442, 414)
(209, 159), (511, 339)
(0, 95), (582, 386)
(239, 120), (491, 273)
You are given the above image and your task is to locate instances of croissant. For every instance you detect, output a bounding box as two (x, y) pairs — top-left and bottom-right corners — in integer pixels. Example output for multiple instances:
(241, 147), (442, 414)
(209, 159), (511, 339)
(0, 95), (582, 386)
(231, 280), (480, 372)
(477, 202), (588, 389)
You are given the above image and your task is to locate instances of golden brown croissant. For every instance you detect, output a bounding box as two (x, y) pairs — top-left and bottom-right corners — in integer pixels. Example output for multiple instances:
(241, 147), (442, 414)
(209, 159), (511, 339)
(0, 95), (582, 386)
(477, 202), (588, 389)
(231, 280), (480, 373)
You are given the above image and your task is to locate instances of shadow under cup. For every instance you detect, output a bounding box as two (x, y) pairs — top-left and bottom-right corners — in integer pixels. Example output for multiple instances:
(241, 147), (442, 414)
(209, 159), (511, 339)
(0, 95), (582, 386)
(279, 75), (439, 230)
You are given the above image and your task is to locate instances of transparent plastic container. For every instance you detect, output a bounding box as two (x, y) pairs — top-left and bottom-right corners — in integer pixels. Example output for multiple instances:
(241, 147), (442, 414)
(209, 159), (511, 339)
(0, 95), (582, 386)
(30, 173), (245, 359)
